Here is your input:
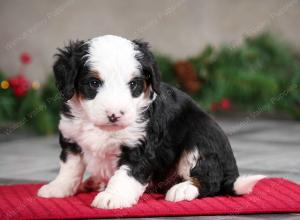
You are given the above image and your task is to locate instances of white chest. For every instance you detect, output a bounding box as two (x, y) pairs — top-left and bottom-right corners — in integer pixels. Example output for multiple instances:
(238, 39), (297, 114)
(58, 116), (146, 180)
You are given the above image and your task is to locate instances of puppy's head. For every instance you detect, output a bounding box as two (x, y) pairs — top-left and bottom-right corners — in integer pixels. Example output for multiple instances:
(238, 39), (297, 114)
(54, 35), (160, 131)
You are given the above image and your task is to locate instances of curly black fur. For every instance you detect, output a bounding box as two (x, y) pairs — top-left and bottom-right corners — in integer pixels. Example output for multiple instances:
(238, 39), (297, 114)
(119, 83), (239, 196)
(54, 38), (240, 198)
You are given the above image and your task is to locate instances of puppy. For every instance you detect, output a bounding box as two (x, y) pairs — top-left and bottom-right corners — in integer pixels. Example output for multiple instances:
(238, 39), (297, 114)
(38, 35), (264, 209)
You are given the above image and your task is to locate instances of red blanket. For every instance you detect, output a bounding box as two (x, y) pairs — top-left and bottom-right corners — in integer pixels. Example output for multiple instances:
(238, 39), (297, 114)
(0, 178), (299, 219)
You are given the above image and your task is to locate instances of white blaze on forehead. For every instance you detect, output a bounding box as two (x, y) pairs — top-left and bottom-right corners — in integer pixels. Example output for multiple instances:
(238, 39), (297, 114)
(78, 35), (150, 128)
(86, 35), (141, 80)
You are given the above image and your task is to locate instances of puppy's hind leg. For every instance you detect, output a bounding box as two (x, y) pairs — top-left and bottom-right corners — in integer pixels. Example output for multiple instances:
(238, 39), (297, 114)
(166, 149), (224, 202)
(38, 153), (85, 198)
(165, 149), (201, 202)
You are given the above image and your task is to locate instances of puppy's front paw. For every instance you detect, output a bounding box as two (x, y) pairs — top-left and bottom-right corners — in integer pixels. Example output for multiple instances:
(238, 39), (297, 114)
(165, 181), (199, 202)
(91, 190), (137, 209)
(37, 182), (77, 198)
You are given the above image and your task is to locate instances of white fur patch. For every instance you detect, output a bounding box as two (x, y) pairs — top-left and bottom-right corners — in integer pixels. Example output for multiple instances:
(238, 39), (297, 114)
(38, 154), (85, 198)
(59, 111), (146, 184)
(177, 149), (199, 180)
(165, 181), (199, 202)
(234, 175), (266, 195)
(81, 35), (152, 129)
(91, 165), (147, 209)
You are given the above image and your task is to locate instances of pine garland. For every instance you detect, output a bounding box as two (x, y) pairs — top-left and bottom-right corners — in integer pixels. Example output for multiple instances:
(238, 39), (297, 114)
(1, 32), (300, 135)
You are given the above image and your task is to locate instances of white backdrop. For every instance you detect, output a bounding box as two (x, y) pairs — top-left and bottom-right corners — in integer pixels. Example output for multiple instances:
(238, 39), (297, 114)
(0, 0), (299, 81)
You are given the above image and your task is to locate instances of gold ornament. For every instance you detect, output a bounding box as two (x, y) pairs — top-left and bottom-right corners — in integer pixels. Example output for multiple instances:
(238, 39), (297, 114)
(32, 81), (41, 90)
(0, 80), (10, 89)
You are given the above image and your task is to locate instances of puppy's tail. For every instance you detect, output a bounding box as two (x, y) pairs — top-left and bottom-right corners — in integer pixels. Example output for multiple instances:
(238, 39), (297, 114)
(233, 175), (266, 195)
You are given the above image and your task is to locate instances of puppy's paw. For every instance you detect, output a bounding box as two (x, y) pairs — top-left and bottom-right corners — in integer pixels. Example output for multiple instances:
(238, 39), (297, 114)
(91, 190), (137, 209)
(165, 181), (199, 202)
(37, 181), (77, 198)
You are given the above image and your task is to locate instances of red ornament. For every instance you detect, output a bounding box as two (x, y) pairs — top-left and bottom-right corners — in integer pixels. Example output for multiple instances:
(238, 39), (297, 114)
(8, 74), (30, 97)
(220, 98), (231, 110)
(20, 52), (31, 64)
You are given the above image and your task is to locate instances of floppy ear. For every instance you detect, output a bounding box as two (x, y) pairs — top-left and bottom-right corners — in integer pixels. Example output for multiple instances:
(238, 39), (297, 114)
(53, 40), (88, 101)
(133, 40), (161, 95)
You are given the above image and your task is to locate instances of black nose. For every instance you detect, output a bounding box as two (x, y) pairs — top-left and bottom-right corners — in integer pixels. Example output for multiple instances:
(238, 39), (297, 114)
(107, 114), (119, 123)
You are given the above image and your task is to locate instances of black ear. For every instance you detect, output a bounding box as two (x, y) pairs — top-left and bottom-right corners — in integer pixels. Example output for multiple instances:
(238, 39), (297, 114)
(133, 40), (161, 95)
(53, 40), (88, 101)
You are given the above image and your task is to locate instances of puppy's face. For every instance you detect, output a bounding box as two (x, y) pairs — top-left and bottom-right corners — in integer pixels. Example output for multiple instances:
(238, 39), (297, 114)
(54, 35), (160, 131)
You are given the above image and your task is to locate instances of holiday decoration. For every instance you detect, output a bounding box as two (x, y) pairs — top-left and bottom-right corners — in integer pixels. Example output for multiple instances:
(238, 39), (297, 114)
(174, 61), (201, 93)
(0, 80), (9, 89)
(159, 33), (300, 118)
(1, 32), (300, 135)
(32, 81), (41, 90)
(210, 98), (231, 112)
(220, 98), (231, 110)
(8, 74), (30, 97)
(0, 53), (58, 135)
(20, 52), (31, 65)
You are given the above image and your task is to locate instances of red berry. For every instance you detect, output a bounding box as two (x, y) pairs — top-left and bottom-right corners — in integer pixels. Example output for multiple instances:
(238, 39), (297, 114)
(220, 98), (231, 110)
(8, 74), (30, 97)
(20, 52), (31, 64)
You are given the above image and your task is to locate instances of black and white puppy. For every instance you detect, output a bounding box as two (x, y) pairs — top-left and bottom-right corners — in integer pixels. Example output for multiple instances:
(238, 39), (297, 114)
(38, 35), (264, 209)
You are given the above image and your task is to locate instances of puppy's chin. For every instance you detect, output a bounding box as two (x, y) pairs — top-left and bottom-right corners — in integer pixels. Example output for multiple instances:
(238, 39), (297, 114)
(96, 124), (128, 132)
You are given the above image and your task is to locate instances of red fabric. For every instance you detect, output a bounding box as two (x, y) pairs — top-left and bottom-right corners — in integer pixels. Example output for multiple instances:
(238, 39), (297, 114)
(0, 178), (299, 219)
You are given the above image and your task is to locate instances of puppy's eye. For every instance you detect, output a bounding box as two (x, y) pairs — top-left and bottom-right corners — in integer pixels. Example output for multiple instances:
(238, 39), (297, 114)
(89, 79), (102, 89)
(128, 77), (144, 97)
(129, 80), (138, 91)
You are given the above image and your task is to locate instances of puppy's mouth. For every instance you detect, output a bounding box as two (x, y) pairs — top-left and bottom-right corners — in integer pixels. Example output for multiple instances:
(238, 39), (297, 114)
(96, 123), (127, 132)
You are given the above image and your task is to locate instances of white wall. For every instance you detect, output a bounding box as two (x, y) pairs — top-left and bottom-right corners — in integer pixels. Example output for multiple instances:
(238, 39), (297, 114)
(0, 0), (300, 81)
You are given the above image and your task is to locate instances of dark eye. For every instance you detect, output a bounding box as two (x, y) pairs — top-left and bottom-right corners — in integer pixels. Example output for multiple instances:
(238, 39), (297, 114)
(129, 80), (138, 91)
(89, 79), (102, 89)
(128, 77), (144, 97)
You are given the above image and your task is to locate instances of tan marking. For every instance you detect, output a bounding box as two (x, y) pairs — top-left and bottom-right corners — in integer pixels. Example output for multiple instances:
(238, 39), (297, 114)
(75, 70), (102, 101)
(191, 177), (202, 189)
(143, 80), (151, 97)
(89, 70), (101, 79)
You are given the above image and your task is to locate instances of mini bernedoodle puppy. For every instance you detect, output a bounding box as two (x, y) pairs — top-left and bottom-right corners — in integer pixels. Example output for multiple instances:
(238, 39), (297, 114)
(38, 35), (265, 209)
